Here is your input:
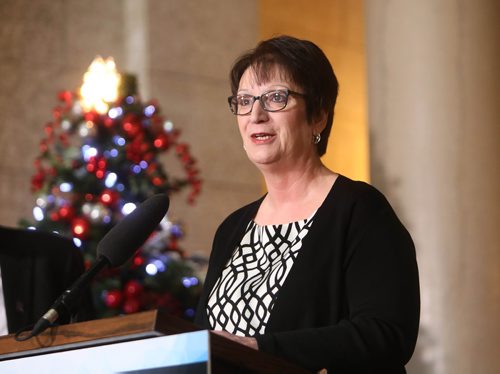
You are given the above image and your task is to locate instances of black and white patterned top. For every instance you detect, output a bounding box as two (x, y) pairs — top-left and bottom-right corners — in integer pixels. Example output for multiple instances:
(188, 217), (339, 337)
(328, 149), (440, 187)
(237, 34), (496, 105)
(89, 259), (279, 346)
(206, 213), (315, 336)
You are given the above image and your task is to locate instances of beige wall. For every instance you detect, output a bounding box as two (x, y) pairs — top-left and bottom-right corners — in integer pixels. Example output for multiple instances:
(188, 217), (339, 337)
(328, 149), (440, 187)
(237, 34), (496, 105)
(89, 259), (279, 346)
(259, 0), (370, 183)
(0, 0), (261, 258)
(144, 0), (262, 257)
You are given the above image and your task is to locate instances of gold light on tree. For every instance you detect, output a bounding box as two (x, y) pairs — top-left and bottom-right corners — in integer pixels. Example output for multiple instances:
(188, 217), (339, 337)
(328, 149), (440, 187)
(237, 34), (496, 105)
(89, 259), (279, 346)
(80, 56), (121, 114)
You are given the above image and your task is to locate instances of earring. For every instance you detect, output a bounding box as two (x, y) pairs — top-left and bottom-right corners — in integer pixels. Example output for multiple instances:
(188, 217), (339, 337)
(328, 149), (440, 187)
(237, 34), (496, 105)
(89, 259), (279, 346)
(312, 133), (321, 145)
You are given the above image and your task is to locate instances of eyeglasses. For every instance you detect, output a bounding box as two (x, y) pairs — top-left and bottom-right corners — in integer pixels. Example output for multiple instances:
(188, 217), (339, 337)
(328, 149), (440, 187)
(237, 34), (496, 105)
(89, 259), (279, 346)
(228, 89), (306, 115)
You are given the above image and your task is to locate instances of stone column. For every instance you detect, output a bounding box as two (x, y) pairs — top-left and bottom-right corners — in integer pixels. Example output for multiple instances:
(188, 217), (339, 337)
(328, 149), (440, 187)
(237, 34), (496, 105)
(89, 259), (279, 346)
(123, 0), (150, 99)
(364, 1), (500, 373)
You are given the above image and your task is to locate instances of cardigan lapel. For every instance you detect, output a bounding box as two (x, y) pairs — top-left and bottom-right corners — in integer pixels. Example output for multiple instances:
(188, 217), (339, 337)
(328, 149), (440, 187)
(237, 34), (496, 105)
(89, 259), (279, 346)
(265, 175), (347, 330)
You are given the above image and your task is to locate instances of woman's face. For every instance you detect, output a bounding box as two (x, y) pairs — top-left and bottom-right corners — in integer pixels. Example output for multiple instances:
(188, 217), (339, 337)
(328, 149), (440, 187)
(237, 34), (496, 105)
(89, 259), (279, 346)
(236, 67), (322, 170)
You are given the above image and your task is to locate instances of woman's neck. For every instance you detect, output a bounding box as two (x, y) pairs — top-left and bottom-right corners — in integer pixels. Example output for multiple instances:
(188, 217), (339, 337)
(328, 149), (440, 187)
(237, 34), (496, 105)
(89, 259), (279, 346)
(254, 159), (337, 225)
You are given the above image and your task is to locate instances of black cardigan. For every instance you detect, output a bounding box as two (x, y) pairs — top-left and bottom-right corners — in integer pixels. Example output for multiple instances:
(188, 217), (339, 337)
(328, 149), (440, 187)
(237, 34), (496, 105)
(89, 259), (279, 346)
(195, 175), (420, 373)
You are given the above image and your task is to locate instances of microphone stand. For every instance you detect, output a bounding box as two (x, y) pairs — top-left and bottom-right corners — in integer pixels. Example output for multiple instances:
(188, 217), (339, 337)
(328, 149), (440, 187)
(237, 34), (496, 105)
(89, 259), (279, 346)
(18, 256), (110, 340)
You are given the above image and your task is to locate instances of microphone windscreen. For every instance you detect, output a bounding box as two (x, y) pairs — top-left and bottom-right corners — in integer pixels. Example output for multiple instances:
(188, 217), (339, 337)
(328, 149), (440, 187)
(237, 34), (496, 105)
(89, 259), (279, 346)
(96, 194), (169, 267)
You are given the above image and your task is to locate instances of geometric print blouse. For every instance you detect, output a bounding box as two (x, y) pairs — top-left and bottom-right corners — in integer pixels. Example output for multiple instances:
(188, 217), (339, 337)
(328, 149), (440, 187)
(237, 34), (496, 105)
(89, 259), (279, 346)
(206, 213), (315, 336)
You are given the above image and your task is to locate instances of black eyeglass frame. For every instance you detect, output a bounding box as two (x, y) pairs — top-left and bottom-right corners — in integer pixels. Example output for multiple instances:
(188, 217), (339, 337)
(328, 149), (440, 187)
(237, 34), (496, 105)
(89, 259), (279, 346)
(227, 89), (306, 115)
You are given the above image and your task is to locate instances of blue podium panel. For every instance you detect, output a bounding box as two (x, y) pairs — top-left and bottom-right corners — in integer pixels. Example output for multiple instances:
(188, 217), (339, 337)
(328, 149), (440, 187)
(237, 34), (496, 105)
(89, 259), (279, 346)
(0, 330), (210, 374)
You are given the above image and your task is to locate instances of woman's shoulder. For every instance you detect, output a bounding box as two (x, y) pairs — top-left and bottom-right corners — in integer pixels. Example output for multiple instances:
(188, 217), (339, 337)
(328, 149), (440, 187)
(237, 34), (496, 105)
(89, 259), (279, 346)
(332, 175), (413, 251)
(334, 174), (391, 211)
(324, 174), (407, 235)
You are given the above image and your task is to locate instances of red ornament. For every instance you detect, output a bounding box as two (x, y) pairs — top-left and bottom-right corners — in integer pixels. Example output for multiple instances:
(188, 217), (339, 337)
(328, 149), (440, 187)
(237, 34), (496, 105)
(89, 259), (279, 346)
(86, 156), (107, 178)
(169, 239), (178, 251)
(59, 133), (70, 147)
(31, 172), (45, 191)
(39, 140), (48, 153)
(104, 289), (123, 309)
(57, 90), (73, 104)
(84, 111), (99, 122)
(132, 255), (144, 268)
(122, 114), (142, 138)
(52, 107), (62, 120)
(71, 217), (90, 238)
(125, 138), (148, 163)
(97, 158), (107, 170)
(58, 205), (75, 221)
(122, 297), (140, 314)
(124, 280), (144, 298)
(103, 117), (114, 128)
(175, 144), (187, 155)
(86, 157), (97, 173)
(100, 189), (119, 207)
(49, 211), (60, 222)
(143, 152), (154, 162)
(84, 258), (92, 270)
(44, 123), (54, 137)
(152, 177), (162, 186)
(146, 163), (158, 174)
(153, 133), (170, 149)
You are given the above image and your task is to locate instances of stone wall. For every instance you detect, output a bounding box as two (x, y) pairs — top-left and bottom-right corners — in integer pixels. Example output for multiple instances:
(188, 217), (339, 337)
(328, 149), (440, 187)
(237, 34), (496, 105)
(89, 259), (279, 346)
(0, 0), (261, 257)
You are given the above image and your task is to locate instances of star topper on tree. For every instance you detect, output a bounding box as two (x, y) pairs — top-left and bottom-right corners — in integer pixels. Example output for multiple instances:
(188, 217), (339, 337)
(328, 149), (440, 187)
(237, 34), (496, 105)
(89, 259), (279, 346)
(20, 56), (203, 319)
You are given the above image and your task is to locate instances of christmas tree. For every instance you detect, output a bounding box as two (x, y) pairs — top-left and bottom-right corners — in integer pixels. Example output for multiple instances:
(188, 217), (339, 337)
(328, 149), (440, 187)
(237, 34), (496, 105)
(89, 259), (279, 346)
(19, 57), (203, 320)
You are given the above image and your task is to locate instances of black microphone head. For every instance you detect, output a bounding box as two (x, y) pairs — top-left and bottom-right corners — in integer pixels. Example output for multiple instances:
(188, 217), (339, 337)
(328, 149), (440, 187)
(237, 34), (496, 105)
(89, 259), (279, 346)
(96, 194), (169, 267)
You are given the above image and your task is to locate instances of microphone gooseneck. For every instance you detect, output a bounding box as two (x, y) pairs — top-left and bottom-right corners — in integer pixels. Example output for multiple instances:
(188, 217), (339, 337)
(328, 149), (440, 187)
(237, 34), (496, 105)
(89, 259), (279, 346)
(28, 257), (109, 338)
(21, 194), (170, 340)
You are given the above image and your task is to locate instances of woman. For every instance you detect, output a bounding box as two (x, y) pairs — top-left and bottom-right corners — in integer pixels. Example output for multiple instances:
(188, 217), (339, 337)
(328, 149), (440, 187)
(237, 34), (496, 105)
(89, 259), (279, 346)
(195, 35), (420, 373)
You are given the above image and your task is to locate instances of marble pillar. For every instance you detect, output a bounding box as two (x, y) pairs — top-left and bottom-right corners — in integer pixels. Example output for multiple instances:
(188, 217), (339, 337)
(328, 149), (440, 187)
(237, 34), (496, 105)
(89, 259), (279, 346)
(365, 1), (500, 373)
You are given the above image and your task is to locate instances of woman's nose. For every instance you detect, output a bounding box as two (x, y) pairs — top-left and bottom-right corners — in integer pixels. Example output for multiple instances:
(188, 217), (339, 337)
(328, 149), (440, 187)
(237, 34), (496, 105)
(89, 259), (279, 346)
(249, 98), (268, 122)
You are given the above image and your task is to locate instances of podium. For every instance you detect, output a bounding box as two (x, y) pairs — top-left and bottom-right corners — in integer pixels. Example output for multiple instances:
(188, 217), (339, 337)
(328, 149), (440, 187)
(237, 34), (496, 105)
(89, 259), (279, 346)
(0, 309), (307, 373)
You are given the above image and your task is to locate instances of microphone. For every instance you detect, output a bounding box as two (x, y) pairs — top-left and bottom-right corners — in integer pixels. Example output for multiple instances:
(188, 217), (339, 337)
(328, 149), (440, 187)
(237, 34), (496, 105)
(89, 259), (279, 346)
(26, 194), (170, 339)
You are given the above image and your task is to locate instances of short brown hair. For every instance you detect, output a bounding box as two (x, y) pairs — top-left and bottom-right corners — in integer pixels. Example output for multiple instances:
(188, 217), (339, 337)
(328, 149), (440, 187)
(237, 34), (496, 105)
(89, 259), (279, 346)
(229, 35), (339, 156)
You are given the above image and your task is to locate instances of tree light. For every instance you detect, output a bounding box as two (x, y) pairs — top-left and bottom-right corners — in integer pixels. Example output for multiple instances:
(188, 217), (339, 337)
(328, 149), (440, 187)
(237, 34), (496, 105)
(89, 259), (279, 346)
(33, 207), (44, 221)
(122, 202), (137, 215)
(80, 56), (121, 114)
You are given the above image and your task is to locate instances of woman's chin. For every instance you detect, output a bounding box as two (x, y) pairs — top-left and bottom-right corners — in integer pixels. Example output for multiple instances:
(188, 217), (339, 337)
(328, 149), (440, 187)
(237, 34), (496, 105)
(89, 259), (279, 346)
(245, 148), (277, 164)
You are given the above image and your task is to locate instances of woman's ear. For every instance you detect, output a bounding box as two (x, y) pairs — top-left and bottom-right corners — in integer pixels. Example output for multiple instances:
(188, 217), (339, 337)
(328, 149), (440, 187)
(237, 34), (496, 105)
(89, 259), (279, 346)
(312, 110), (328, 134)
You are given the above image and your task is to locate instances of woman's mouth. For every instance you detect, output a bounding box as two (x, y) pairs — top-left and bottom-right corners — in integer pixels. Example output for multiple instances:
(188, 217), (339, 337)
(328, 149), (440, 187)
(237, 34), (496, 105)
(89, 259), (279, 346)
(251, 133), (275, 143)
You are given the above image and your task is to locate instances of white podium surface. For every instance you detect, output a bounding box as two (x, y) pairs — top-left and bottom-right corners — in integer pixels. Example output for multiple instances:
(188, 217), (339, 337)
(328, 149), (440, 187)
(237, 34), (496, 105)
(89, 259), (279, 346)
(0, 330), (210, 373)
